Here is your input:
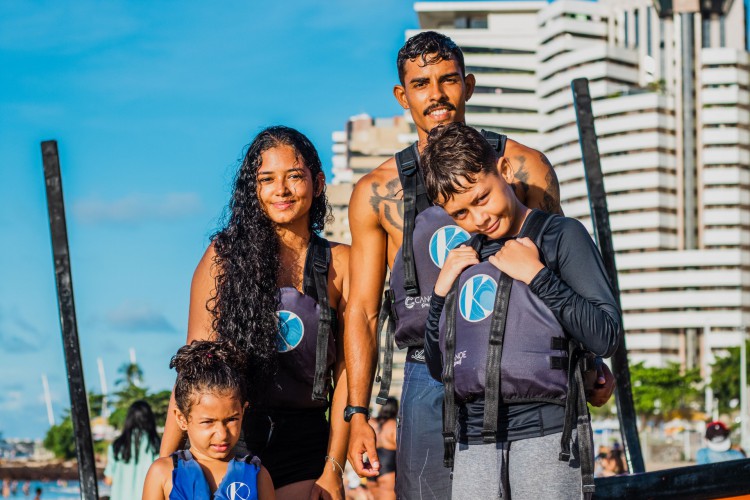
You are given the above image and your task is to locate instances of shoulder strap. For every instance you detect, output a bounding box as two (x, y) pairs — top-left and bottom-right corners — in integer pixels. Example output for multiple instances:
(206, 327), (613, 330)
(396, 143), (431, 297)
(481, 130), (508, 156)
(307, 234), (334, 403)
(374, 289), (397, 405)
(441, 278), (461, 469)
(481, 209), (553, 442)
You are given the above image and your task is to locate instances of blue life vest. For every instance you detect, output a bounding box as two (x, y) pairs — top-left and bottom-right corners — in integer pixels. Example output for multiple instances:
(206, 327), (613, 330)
(170, 450), (260, 500)
(374, 131), (507, 404)
(271, 234), (336, 409)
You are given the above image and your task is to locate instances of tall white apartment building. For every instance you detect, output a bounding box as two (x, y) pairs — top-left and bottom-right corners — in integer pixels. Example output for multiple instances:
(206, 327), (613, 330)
(412, 0), (750, 370)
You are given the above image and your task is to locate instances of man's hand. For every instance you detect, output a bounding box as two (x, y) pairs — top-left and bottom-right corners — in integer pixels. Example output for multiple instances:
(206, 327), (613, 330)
(585, 359), (615, 407)
(488, 237), (544, 284)
(309, 467), (344, 500)
(347, 416), (380, 477)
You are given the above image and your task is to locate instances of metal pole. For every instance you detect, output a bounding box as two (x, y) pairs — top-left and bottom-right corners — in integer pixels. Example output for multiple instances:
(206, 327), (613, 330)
(741, 326), (749, 452)
(570, 78), (646, 474)
(41, 140), (99, 500)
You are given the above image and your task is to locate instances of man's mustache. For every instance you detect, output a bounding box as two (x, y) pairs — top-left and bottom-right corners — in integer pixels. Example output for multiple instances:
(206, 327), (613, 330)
(424, 101), (456, 116)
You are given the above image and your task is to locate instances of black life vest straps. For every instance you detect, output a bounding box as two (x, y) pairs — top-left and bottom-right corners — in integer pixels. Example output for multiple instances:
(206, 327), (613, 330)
(442, 277), (461, 468)
(304, 234), (334, 403)
(396, 143), (431, 297)
(375, 289), (397, 405)
(480, 129), (508, 156)
(481, 209), (551, 442)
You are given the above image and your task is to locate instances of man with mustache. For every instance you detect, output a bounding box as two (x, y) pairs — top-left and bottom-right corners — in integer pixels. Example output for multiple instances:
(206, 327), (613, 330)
(344, 31), (614, 499)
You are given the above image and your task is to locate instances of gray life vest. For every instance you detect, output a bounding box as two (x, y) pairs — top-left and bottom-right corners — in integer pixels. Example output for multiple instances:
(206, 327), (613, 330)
(269, 234), (336, 410)
(440, 210), (596, 494)
(374, 131), (507, 404)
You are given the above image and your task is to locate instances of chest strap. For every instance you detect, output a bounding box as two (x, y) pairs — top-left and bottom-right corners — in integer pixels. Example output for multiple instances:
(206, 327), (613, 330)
(303, 234), (334, 403)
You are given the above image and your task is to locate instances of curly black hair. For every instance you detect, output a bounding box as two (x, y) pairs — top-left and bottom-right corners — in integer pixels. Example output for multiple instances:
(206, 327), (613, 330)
(210, 126), (331, 405)
(170, 339), (248, 417)
(397, 31), (465, 85)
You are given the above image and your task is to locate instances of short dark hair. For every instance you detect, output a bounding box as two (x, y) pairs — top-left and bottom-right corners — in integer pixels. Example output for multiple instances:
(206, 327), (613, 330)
(397, 31), (465, 85)
(420, 122), (498, 202)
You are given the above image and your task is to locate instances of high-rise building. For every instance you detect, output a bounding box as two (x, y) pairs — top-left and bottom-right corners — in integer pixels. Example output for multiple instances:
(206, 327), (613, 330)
(411, 0), (750, 371)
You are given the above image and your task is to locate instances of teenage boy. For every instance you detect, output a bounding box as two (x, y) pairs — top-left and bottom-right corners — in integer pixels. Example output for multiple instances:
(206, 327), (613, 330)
(420, 122), (622, 499)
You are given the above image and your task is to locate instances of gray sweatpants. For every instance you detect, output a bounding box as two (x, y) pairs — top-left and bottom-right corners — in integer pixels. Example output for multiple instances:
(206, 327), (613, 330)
(451, 432), (590, 500)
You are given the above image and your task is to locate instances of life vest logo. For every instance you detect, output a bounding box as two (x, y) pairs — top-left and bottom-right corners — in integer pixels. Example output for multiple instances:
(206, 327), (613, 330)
(277, 310), (304, 352)
(226, 481), (251, 500)
(459, 274), (497, 322)
(429, 225), (470, 268)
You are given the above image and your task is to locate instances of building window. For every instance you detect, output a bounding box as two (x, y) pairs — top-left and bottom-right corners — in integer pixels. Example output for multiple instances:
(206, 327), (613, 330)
(454, 15), (487, 29)
(720, 15), (726, 47)
(634, 9), (640, 48)
(702, 16), (711, 48)
(647, 7), (653, 56)
(624, 11), (629, 47)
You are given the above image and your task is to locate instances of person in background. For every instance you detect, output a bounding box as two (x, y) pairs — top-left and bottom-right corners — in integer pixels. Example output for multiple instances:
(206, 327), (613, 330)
(696, 421), (746, 464)
(33, 488), (42, 500)
(367, 398), (397, 500)
(104, 401), (160, 500)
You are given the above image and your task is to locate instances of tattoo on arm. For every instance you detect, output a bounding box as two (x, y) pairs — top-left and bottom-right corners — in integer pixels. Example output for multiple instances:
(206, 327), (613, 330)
(540, 156), (563, 215)
(511, 155), (530, 200)
(369, 178), (404, 231)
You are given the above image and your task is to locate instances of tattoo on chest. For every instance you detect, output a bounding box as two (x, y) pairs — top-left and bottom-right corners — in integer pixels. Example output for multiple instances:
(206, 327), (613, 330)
(369, 178), (404, 231)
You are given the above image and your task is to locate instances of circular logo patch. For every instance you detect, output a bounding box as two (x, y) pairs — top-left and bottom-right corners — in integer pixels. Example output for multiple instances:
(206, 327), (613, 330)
(429, 225), (470, 268)
(459, 274), (497, 322)
(226, 482), (251, 500)
(277, 310), (304, 352)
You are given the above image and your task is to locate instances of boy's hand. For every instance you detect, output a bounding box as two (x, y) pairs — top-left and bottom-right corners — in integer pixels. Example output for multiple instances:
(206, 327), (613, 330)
(434, 246), (479, 296)
(488, 237), (544, 284)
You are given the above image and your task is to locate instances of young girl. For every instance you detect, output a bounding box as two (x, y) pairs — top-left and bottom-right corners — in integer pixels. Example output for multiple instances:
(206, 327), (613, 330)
(143, 340), (274, 500)
(160, 126), (349, 500)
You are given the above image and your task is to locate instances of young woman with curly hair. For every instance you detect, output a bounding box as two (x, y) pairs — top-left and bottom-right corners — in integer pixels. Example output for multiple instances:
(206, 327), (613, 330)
(161, 126), (350, 500)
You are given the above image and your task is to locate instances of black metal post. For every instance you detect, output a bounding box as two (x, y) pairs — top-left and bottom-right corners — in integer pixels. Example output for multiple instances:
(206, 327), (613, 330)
(570, 79), (646, 474)
(41, 141), (99, 500)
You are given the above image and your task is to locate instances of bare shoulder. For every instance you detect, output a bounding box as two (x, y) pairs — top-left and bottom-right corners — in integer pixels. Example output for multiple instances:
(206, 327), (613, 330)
(149, 456), (173, 474)
(350, 156), (404, 232)
(194, 241), (220, 283)
(504, 138), (562, 215)
(143, 456), (173, 499)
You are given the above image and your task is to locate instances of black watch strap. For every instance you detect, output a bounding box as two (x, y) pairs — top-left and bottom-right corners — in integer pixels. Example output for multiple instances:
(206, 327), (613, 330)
(344, 405), (370, 422)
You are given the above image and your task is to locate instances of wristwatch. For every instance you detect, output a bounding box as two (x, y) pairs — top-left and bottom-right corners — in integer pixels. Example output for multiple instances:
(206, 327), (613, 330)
(343, 405), (370, 422)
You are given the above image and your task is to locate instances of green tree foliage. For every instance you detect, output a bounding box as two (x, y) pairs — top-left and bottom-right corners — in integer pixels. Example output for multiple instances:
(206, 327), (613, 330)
(630, 361), (702, 422)
(710, 341), (750, 415)
(42, 413), (76, 460)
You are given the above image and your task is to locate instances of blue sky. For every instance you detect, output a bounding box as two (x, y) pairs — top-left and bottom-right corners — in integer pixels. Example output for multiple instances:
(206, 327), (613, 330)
(0, 0), (418, 439)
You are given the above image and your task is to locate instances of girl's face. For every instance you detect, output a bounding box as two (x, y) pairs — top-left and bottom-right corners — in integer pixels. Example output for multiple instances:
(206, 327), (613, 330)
(256, 145), (324, 227)
(175, 390), (244, 461)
